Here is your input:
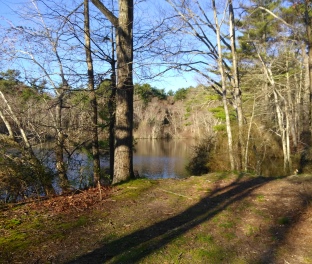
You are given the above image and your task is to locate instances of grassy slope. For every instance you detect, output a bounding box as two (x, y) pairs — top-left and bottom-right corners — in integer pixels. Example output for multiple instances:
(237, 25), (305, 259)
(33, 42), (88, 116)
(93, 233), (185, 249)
(1, 173), (312, 264)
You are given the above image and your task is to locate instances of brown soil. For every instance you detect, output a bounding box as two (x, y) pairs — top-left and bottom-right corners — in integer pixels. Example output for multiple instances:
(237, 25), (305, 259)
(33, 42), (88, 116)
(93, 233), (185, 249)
(1, 173), (312, 264)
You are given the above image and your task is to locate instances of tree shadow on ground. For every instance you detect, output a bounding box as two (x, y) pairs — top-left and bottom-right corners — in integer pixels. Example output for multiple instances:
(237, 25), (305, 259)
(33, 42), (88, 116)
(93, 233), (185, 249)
(258, 176), (312, 263)
(67, 175), (281, 264)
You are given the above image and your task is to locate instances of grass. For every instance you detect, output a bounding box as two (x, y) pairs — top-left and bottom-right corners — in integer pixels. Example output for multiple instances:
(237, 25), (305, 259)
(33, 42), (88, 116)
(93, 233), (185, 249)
(277, 216), (291, 225)
(0, 209), (91, 261)
(0, 173), (312, 263)
(256, 194), (265, 202)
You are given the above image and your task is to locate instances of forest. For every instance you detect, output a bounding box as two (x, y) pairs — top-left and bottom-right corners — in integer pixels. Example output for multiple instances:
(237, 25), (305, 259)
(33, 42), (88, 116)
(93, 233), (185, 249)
(1, 1), (312, 263)
(1, 0), (311, 199)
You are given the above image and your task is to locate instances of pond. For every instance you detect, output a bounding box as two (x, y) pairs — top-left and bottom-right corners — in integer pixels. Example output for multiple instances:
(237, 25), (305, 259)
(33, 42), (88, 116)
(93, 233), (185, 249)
(50, 138), (197, 189)
(47, 138), (296, 188)
(133, 139), (196, 179)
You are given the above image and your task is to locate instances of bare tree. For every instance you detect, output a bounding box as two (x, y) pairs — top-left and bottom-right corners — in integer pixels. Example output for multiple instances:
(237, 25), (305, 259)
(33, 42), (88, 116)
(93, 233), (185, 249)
(0, 1), (87, 191)
(84, 0), (100, 185)
(0, 91), (55, 195)
(229, 0), (244, 170)
(163, 0), (240, 170)
(212, 0), (234, 170)
(91, 0), (134, 183)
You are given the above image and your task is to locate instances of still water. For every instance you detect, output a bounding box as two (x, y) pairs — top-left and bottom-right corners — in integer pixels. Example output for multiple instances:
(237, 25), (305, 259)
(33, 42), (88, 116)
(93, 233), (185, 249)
(133, 139), (196, 179)
(47, 139), (196, 191)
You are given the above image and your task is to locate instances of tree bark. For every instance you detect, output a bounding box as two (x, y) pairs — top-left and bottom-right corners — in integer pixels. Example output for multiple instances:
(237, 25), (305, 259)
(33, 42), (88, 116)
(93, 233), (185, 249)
(213, 0), (235, 171)
(91, 0), (134, 184)
(113, 0), (134, 183)
(84, 0), (100, 185)
(109, 33), (116, 181)
(0, 107), (14, 139)
(55, 94), (69, 191)
(305, 0), (312, 122)
(229, 0), (244, 170)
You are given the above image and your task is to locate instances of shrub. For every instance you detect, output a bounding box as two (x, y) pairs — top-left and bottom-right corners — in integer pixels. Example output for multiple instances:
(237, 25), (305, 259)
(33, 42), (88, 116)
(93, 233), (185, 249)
(186, 136), (215, 175)
(0, 136), (54, 202)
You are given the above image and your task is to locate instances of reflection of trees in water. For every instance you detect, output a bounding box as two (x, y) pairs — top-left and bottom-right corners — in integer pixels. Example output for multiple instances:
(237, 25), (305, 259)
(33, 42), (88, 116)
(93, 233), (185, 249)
(136, 138), (197, 157)
(47, 139), (194, 188)
(133, 139), (196, 179)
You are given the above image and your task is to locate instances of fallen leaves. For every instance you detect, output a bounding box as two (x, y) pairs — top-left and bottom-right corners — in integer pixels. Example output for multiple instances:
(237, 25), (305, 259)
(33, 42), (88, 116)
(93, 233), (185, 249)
(28, 186), (112, 213)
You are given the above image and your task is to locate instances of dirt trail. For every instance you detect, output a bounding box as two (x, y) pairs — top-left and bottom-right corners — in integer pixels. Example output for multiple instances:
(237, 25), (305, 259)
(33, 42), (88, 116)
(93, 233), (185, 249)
(1, 174), (312, 264)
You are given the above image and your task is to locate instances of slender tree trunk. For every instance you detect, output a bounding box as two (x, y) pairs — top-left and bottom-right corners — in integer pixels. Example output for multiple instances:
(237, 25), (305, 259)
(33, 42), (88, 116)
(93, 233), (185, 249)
(296, 57), (303, 146)
(273, 88), (290, 173)
(108, 17), (116, 181)
(244, 95), (256, 172)
(305, 0), (312, 120)
(229, 0), (244, 170)
(299, 0), (312, 172)
(0, 107), (14, 139)
(285, 55), (297, 150)
(303, 43), (311, 133)
(53, 47), (70, 191)
(55, 96), (68, 191)
(84, 0), (100, 185)
(109, 59), (116, 181)
(213, 0), (235, 170)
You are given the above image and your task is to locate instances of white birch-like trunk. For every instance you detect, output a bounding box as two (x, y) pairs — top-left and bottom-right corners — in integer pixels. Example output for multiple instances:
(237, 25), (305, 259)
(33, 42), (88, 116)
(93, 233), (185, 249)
(213, 0), (235, 170)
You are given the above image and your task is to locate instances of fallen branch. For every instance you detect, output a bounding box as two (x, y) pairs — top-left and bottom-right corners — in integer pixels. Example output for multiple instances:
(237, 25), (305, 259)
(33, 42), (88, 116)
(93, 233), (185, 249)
(158, 188), (193, 200)
(98, 181), (102, 201)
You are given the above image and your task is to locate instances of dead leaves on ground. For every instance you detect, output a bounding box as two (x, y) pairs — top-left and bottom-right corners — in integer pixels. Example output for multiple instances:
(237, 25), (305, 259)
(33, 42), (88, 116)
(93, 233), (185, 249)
(28, 186), (113, 213)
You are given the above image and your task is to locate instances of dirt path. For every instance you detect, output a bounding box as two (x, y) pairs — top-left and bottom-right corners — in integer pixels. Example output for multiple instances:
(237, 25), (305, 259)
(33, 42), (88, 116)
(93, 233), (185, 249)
(1, 173), (312, 264)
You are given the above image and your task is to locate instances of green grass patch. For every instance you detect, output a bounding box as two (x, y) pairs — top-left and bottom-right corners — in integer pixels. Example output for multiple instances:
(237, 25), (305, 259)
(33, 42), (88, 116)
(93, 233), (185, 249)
(278, 216), (291, 225)
(256, 194), (265, 202)
(5, 218), (22, 228)
(219, 220), (235, 229)
(114, 179), (158, 200)
(252, 208), (271, 220)
(196, 233), (214, 243)
(58, 215), (88, 230)
(243, 224), (260, 236)
(191, 246), (228, 263)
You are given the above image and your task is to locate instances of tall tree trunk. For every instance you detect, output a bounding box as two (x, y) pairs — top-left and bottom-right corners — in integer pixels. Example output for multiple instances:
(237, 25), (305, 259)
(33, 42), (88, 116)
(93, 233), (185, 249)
(244, 95), (256, 172)
(113, 0), (134, 183)
(109, 42), (116, 181)
(53, 45), (70, 191)
(91, 0), (134, 184)
(229, 0), (244, 170)
(272, 87), (290, 173)
(108, 7), (117, 181)
(300, 2), (312, 172)
(55, 95), (68, 191)
(305, 0), (312, 120)
(285, 55), (297, 150)
(84, 0), (100, 185)
(213, 0), (235, 170)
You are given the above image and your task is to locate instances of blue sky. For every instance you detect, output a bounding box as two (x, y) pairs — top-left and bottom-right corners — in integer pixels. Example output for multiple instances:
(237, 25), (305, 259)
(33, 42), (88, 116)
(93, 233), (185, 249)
(0, 0), (200, 92)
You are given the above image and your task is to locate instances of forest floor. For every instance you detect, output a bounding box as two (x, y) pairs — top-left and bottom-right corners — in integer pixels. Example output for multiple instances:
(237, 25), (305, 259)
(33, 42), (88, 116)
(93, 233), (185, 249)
(1, 172), (312, 264)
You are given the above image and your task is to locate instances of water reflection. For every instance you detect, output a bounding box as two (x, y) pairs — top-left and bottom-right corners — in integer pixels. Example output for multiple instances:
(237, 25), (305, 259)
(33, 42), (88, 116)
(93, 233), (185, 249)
(133, 139), (196, 179)
(44, 139), (196, 190)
